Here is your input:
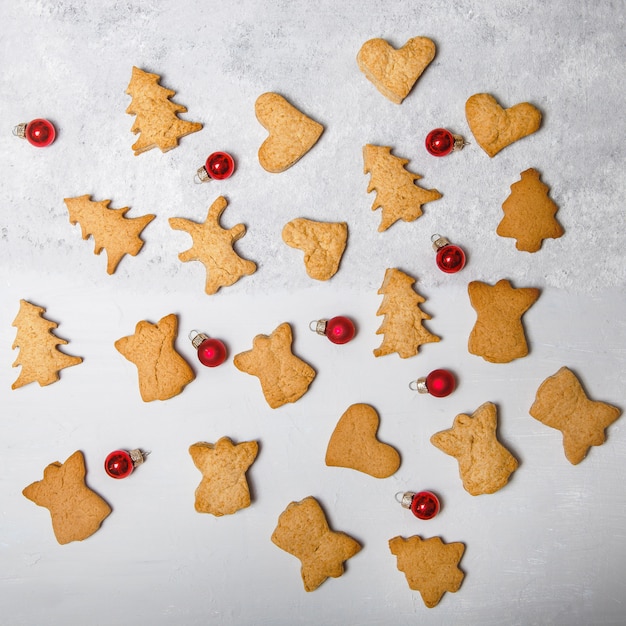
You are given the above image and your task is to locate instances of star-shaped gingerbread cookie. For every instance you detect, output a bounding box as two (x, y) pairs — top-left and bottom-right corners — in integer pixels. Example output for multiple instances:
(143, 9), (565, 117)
(271, 496), (361, 591)
(189, 437), (258, 516)
(233, 322), (315, 408)
(529, 367), (621, 464)
(23, 450), (111, 544)
(431, 402), (518, 495)
(169, 196), (256, 295)
(468, 279), (540, 363)
(389, 535), (465, 608)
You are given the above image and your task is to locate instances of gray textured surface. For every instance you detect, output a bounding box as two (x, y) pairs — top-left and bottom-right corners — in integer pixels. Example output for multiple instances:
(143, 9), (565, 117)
(1, 1), (625, 624)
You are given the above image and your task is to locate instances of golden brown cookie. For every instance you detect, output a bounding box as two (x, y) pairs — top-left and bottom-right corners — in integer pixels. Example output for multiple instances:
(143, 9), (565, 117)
(465, 93), (542, 158)
(271, 496), (361, 591)
(64, 195), (155, 274)
(23, 450), (111, 544)
(374, 268), (440, 358)
(282, 218), (348, 281)
(468, 279), (540, 363)
(357, 37), (436, 104)
(363, 144), (441, 231)
(389, 535), (465, 608)
(189, 437), (258, 516)
(233, 322), (315, 409)
(529, 367), (621, 464)
(255, 92), (324, 173)
(325, 403), (400, 478)
(115, 313), (195, 401)
(497, 168), (564, 252)
(11, 299), (82, 389)
(431, 402), (518, 495)
(125, 66), (202, 155)
(169, 196), (256, 295)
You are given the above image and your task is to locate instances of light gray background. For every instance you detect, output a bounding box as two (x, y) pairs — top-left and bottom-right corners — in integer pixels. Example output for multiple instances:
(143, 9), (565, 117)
(1, 1), (625, 624)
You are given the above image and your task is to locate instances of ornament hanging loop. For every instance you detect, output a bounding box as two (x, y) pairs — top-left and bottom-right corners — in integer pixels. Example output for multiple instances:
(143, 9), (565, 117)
(309, 319), (328, 335)
(431, 233), (450, 250)
(189, 329), (209, 349)
(395, 491), (415, 508)
(194, 166), (211, 184)
(408, 378), (429, 393)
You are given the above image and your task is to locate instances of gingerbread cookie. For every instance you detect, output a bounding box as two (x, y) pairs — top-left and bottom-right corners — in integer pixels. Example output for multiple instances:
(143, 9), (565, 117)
(115, 313), (195, 401)
(468, 279), (540, 363)
(325, 403), (400, 478)
(271, 496), (361, 591)
(374, 268), (440, 358)
(23, 450), (111, 544)
(282, 218), (348, 281)
(363, 144), (442, 231)
(357, 37), (436, 104)
(465, 93), (542, 158)
(255, 92), (323, 173)
(389, 535), (465, 608)
(189, 437), (258, 516)
(169, 196), (256, 295)
(431, 402), (518, 495)
(64, 195), (155, 274)
(233, 322), (315, 409)
(529, 367), (621, 464)
(125, 66), (202, 155)
(12, 299), (82, 389)
(497, 168), (564, 252)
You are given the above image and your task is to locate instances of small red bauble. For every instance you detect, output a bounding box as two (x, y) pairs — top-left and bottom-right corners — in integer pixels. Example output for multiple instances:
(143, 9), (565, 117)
(196, 151), (235, 182)
(310, 316), (356, 344)
(425, 128), (465, 157)
(410, 369), (456, 398)
(105, 449), (146, 479)
(189, 330), (227, 367)
(431, 234), (466, 273)
(13, 118), (56, 147)
(397, 491), (440, 520)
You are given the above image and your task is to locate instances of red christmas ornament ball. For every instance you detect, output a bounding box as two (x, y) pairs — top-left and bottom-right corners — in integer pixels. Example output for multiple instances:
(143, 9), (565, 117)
(410, 491), (440, 520)
(25, 119), (56, 147)
(197, 337), (227, 367)
(325, 316), (356, 344)
(425, 128), (455, 157)
(426, 369), (456, 398)
(105, 450), (134, 479)
(436, 244), (466, 273)
(205, 151), (235, 180)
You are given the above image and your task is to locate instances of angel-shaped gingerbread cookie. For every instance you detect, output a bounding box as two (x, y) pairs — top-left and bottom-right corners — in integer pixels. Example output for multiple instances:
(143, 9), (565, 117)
(23, 450), (111, 544)
(189, 437), (258, 516)
(431, 402), (518, 495)
(233, 322), (315, 408)
(115, 313), (195, 401)
(271, 496), (361, 591)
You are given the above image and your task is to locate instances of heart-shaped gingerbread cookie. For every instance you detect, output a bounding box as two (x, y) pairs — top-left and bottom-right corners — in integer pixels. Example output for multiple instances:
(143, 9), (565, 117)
(326, 403), (400, 478)
(465, 93), (542, 157)
(357, 37), (436, 104)
(255, 92), (324, 173)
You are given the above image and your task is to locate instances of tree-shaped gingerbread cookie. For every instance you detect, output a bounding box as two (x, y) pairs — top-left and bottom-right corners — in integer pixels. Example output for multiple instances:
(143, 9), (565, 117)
(497, 168), (563, 252)
(12, 299), (82, 389)
(374, 268), (440, 358)
(169, 196), (256, 295)
(363, 144), (441, 231)
(126, 66), (202, 155)
(64, 195), (154, 274)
